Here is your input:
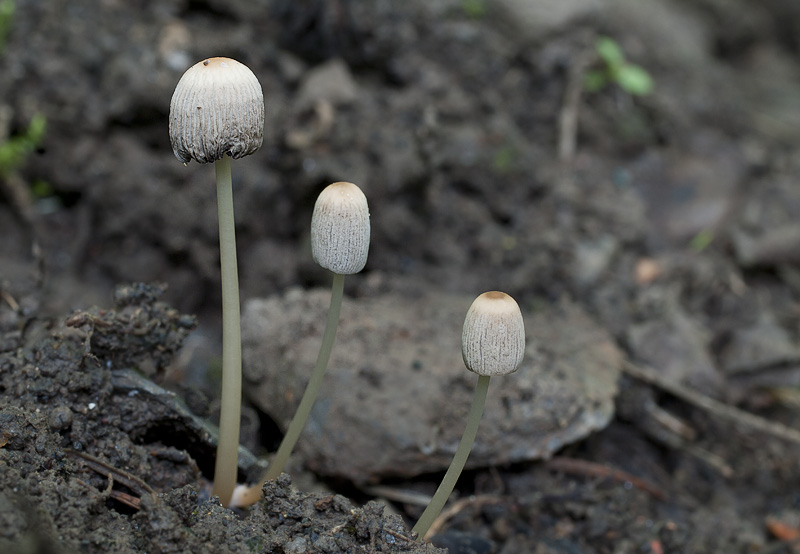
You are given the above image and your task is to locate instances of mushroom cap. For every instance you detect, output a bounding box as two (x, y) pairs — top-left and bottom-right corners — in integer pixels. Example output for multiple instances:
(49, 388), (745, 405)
(311, 182), (370, 275)
(462, 291), (525, 376)
(169, 57), (264, 164)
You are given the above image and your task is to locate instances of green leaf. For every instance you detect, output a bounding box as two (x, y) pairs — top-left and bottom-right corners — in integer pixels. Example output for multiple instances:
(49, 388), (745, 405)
(596, 37), (624, 68)
(492, 144), (515, 174)
(583, 70), (609, 92)
(462, 0), (486, 18)
(31, 179), (53, 199)
(0, 113), (46, 176)
(0, 0), (14, 52)
(690, 229), (714, 252)
(0, 0), (13, 18)
(616, 64), (654, 96)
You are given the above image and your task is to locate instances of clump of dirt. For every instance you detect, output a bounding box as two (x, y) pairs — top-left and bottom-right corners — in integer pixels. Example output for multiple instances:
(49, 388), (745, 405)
(63, 282), (198, 379)
(0, 286), (443, 553)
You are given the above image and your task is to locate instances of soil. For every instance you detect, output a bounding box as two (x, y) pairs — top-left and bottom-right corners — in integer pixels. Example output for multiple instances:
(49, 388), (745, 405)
(2, 0), (800, 552)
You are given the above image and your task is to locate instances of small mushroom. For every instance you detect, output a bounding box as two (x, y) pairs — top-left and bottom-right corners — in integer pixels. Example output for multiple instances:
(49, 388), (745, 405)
(310, 181), (370, 275)
(413, 291), (524, 541)
(231, 182), (370, 508)
(461, 291), (526, 377)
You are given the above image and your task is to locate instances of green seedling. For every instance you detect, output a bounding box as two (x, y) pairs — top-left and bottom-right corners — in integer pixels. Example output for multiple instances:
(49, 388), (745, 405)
(231, 181), (370, 508)
(492, 144), (515, 175)
(30, 179), (53, 199)
(584, 36), (654, 97)
(462, 0), (487, 19)
(169, 56), (264, 507)
(0, 113), (45, 177)
(690, 229), (715, 253)
(0, 0), (14, 53)
(413, 291), (525, 540)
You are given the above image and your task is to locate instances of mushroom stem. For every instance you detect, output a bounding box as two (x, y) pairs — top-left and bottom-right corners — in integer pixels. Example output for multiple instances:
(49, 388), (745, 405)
(264, 271), (345, 481)
(211, 154), (243, 507)
(413, 374), (490, 540)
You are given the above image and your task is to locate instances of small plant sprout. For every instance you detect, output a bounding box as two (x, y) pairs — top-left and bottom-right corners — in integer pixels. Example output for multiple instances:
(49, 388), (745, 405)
(230, 181), (370, 508)
(169, 57), (264, 507)
(584, 36), (654, 97)
(413, 291), (525, 541)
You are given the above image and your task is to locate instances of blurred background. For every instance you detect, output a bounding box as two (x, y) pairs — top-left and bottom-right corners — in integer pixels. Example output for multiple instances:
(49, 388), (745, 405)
(0, 0), (799, 329)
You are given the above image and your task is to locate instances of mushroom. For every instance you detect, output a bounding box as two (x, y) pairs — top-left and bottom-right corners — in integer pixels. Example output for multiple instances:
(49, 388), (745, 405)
(413, 291), (525, 540)
(169, 56), (264, 507)
(230, 181), (370, 508)
(169, 57), (264, 164)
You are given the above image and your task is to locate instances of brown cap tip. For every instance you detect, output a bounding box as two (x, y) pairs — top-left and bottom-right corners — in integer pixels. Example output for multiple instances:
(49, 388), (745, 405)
(462, 291), (525, 376)
(169, 57), (264, 164)
(311, 182), (370, 275)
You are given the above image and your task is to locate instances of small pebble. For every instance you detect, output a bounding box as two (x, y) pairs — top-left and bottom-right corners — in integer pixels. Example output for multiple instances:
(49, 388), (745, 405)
(284, 536), (309, 554)
(48, 406), (73, 431)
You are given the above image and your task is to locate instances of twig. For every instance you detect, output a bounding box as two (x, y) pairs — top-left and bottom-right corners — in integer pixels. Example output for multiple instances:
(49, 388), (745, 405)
(66, 449), (156, 497)
(0, 289), (19, 312)
(682, 443), (734, 478)
(622, 359), (800, 446)
(384, 528), (414, 543)
(636, 394), (733, 477)
(108, 490), (142, 510)
(424, 495), (505, 538)
(558, 50), (595, 165)
(643, 395), (697, 441)
(545, 456), (666, 501)
(72, 476), (142, 510)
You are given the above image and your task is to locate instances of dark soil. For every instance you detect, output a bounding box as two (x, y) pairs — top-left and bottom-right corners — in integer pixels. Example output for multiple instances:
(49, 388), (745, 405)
(3, 0), (800, 552)
(0, 284), (443, 553)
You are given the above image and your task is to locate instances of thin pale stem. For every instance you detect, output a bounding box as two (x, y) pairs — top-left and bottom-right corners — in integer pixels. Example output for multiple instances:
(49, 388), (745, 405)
(412, 374), (491, 541)
(263, 271), (346, 481)
(211, 155), (242, 507)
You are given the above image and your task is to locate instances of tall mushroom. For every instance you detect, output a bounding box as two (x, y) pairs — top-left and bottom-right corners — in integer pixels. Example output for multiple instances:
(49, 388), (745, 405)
(413, 291), (525, 540)
(169, 57), (264, 507)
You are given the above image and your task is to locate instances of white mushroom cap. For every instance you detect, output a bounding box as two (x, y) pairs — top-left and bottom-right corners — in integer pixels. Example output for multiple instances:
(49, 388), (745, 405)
(311, 182), (370, 275)
(169, 57), (264, 164)
(462, 291), (525, 376)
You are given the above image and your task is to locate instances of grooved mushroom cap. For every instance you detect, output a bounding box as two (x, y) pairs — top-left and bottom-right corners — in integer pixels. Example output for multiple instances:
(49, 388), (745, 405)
(462, 291), (525, 376)
(169, 57), (264, 164)
(311, 182), (370, 275)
